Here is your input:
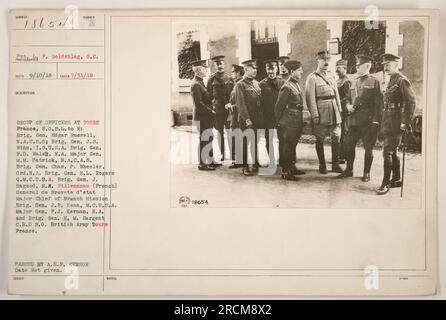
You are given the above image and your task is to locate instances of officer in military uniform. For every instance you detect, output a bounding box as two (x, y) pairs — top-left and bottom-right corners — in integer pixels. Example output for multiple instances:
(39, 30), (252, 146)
(335, 59), (351, 164)
(259, 59), (285, 167)
(278, 56), (290, 81)
(190, 59), (216, 171)
(235, 59), (263, 176)
(377, 53), (416, 195)
(226, 64), (244, 169)
(338, 55), (383, 182)
(275, 60), (305, 180)
(305, 50), (343, 174)
(207, 55), (235, 163)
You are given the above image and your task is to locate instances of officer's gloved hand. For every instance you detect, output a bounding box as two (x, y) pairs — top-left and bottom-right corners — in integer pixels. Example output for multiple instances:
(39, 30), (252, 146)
(346, 103), (354, 114)
(400, 123), (412, 133)
(245, 119), (253, 129)
(313, 116), (320, 125)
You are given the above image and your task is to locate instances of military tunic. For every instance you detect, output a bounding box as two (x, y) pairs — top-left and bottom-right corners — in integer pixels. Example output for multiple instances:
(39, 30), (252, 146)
(275, 78), (305, 128)
(260, 77), (285, 129)
(229, 75), (243, 129)
(380, 73), (416, 135)
(207, 72), (234, 113)
(347, 74), (383, 127)
(191, 76), (215, 122)
(235, 77), (263, 129)
(305, 70), (342, 128)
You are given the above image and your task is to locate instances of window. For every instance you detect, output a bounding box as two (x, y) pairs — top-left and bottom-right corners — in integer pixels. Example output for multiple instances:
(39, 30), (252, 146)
(177, 30), (201, 80)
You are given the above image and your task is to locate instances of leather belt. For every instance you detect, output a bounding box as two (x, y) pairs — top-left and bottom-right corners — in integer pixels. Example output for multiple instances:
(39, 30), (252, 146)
(385, 102), (401, 110)
(316, 96), (335, 101)
(287, 105), (303, 111)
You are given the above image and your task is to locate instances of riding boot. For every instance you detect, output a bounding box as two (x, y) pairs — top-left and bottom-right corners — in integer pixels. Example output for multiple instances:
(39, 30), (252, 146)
(377, 154), (392, 195)
(390, 153), (402, 187)
(362, 151), (373, 182)
(331, 141), (343, 173)
(316, 140), (327, 174)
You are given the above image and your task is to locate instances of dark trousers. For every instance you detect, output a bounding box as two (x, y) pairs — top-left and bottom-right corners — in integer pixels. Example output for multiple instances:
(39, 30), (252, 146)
(229, 109), (239, 162)
(230, 131), (236, 162)
(277, 127), (287, 167)
(264, 128), (276, 165)
(214, 111), (229, 161)
(339, 115), (349, 160)
(282, 126), (302, 170)
(197, 120), (213, 165)
(382, 133), (402, 184)
(344, 124), (378, 173)
(240, 127), (259, 167)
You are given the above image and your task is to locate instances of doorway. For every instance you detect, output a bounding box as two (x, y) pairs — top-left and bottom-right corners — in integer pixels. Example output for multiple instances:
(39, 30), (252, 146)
(250, 21), (280, 81)
(251, 41), (279, 81)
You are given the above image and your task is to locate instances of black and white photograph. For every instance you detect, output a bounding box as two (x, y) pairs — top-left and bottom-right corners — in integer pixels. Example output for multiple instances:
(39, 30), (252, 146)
(170, 18), (426, 208)
(3, 7), (440, 297)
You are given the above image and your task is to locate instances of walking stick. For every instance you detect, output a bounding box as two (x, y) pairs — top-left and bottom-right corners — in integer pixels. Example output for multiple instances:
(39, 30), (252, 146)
(400, 130), (406, 198)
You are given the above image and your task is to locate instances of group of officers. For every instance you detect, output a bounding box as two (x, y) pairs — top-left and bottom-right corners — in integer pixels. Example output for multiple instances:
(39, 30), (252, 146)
(189, 50), (416, 195)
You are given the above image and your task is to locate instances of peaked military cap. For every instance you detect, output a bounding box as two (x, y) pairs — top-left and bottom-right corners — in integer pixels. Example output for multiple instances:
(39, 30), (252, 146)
(190, 59), (208, 67)
(241, 59), (258, 67)
(316, 50), (330, 59)
(231, 64), (244, 72)
(336, 59), (348, 67)
(277, 56), (290, 62)
(355, 54), (373, 65)
(211, 55), (225, 62)
(283, 60), (302, 71)
(381, 53), (401, 64)
(264, 59), (279, 68)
